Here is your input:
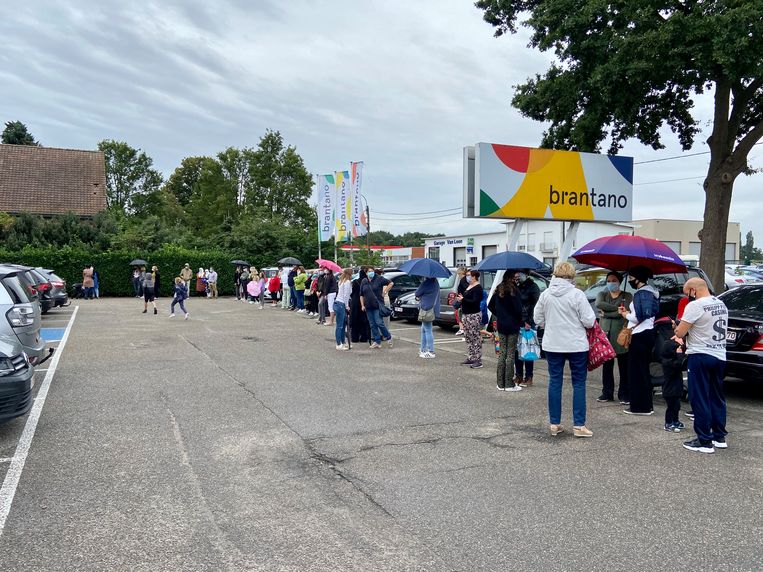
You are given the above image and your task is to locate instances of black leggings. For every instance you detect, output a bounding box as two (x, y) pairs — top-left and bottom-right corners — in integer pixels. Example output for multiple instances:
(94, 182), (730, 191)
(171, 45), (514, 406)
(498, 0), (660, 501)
(627, 329), (655, 413)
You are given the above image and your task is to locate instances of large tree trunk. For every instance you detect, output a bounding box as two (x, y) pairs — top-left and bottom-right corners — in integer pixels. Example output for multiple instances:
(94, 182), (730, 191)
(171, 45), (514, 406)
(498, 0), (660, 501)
(699, 173), (734, 293)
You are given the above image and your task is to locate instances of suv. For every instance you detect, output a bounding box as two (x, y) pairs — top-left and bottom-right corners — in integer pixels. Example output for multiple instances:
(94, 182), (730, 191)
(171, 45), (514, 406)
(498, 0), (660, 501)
(0, 265), (46, 364)
(576, 266), (715, 318)
(382, 271), (420, 311)
(0, 333), (35, 424)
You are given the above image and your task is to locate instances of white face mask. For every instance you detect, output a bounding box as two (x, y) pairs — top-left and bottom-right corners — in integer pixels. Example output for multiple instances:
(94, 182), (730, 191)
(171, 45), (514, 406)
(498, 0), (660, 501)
(466, 276), (473, 284)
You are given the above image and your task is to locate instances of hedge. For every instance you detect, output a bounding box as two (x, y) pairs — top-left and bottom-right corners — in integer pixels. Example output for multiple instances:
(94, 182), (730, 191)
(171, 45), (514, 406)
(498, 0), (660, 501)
(0, 245), (245, 297)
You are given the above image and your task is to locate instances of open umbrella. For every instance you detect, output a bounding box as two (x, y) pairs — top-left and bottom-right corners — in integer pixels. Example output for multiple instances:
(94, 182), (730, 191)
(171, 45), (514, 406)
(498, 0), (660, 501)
(316, 259), (342, 273)
(473, 251), (545, 272)
(572, 235), (687, 274)
(231, 259), (251, 266)
(129, 259), (147, 266)
(278, 256), (302, 266)
(398, 258), (452, 278)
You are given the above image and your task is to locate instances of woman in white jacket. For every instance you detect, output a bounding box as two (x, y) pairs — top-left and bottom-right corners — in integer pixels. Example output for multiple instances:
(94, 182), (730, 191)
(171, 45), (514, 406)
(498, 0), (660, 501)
(534, 261), (596, 438)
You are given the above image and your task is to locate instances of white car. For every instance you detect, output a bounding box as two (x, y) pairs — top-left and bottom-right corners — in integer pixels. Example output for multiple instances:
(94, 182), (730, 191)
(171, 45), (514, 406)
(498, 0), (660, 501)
(724, 271), (757, 291)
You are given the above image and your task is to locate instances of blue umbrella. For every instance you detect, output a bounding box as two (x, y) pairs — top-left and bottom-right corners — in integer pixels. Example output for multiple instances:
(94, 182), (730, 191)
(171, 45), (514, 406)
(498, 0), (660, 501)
(398, 258), (452, 278)
(473, 251), (545, 272)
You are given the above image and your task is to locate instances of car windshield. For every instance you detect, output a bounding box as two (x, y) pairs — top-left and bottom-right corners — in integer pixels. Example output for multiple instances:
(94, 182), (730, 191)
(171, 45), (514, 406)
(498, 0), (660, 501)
(438, 275), (455, 289)
(720, 285), (763, 313)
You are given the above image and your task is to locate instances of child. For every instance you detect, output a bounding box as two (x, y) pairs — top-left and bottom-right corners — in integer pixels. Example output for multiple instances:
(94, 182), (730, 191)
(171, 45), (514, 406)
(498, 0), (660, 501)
(170, 277), (189, 320)
(654, 317), (685, 431)
(142, 267), (158, 315)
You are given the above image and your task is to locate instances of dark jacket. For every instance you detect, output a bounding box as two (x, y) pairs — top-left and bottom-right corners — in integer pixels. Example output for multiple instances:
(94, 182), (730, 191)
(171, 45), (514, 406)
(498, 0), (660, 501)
(321, 272), (338, 295)
(360, 278), (379, 310)
(461, 284), (484, 315)
(517, 278), (540, 326)
(654, 318), (684, 398)
(173, 282), (188, 300)
(287, 269), (297, 288)
(457, 276), (468, 296)
(488, 288), (523, 335)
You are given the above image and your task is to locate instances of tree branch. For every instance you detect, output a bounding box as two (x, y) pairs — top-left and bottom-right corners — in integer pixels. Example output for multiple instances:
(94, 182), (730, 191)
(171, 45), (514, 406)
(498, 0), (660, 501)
(732, 118), (763, 165)
(708, 76), (732, 166)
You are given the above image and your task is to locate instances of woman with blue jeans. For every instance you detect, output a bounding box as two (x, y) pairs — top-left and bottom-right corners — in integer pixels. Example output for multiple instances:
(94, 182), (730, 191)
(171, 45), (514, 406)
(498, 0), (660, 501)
(334, 269), (353, 350)
(415, 277), (440, 358)
(534, 261), (597, 438)
(360, 267), (392, 349)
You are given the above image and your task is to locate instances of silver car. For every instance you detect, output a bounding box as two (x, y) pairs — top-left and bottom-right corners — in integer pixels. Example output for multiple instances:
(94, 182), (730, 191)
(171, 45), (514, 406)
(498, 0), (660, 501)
(0, 265), (46, 364)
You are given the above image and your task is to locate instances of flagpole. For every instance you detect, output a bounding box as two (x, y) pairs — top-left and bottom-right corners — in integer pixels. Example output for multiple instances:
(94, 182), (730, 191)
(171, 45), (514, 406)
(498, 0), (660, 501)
(316, 174), (322, 260)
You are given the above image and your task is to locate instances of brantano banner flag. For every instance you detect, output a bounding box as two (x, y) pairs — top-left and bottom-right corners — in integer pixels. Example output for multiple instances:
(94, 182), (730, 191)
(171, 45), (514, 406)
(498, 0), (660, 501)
(350, 161), (366, 237)
(473, 143), (633, 222)
(317, 174), (335, 241)
(335, 170), (351, 242)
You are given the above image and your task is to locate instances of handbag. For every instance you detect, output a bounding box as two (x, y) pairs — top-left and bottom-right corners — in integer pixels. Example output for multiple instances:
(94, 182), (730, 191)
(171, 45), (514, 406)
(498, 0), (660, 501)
(587, 322), (616, 371)
(366, 278), (392, 317)
(518, 328), (541, 361)
(616, 325), (633, 349)
(418, 307), (435, 322)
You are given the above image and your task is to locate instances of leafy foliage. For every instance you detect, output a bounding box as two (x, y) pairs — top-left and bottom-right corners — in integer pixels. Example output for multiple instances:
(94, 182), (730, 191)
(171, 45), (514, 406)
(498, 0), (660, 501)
(1, 121), (39, 145)
(476, 0), (763, 288)
(98, 140), (163, 212)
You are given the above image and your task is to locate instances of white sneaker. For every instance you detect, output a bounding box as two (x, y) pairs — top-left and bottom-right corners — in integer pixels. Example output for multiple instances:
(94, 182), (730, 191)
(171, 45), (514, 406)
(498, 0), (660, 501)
(258, 306), (263, 310)
(455, 330), (464, 336)
(504, 386), (523, 392)
(169, 313), (175, 318)
(249, 301), (254, 304)
(425, 352), (435, 359)
(336, 344), (348, 351)
(184, 313), (189, 320)
(419, 351), (428, 358)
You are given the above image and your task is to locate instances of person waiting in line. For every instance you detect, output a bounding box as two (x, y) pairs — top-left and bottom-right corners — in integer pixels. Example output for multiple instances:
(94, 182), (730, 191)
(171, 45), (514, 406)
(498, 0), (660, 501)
(534, 261), (597, 438)
(92, 266), (100, 299)
(169, 276), (190, 320)
(257, 271), (267, 309)
(488, 271), (524, 391)
(287, 266), (298, 310)
(180, 263), (193, 290)
(142, 266), (158, 315)
(268, 272), (281, 305)
(350, 270), (371, 345)
(654, 317), (685, 432)
(415, 276), (440, 359)
(279, 265), (290, 309)
(321, 266), (338, 326)
(334, 268), (353, 350)
(360, 266), (392, 349)
(457, 270), (485, 369)
(315, 268), (327, 324)
(454, 267), (468, 336)
(595, 271), (632, 403)
(82, 265), (95, 300)
(305, 270), (319, 316)
(618, 265), (659, 416)
(132, 266), (142, 298)
(152, 265), (161, 298)
(374, 267), (395, 332)
(240, 266), (251, 302)
(294, 266), (308, 312)
(515, 269), (540, 387)
(234, 265), (243, 301)
(207, 267), (218, 299)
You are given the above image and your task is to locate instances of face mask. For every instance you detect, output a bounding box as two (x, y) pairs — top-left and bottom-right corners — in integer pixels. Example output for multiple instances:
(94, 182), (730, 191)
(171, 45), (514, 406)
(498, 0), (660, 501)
(517, 273), (527, 283)
(466, 276), (473, 284)
(628, 279), (638, 289)
(687, 290), (696, 301)
(367, 272), (375, 279)
(606, 282), (620, 293)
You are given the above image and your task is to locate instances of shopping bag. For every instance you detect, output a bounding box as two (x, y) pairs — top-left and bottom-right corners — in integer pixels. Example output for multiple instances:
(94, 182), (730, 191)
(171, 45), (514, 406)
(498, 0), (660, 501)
(587, 322), (616, 371)
(518, 328), (541, 361)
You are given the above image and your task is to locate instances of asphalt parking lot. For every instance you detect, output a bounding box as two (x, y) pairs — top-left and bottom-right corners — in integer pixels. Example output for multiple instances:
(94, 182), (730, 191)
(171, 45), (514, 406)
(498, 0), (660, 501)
(0, 297), (761, 571)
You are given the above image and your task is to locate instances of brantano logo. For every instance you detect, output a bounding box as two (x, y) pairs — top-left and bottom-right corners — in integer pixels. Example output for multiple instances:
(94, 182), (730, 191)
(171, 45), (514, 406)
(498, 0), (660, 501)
(549, 185), (628, 209)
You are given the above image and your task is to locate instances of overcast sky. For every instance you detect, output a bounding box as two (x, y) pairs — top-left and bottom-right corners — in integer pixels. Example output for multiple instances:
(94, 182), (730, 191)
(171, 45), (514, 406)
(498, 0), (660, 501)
(1, 0), (761, 244)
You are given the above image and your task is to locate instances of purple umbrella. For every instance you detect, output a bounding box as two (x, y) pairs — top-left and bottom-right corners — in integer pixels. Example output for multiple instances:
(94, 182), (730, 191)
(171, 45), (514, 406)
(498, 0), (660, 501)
(572, 235), (687, 274)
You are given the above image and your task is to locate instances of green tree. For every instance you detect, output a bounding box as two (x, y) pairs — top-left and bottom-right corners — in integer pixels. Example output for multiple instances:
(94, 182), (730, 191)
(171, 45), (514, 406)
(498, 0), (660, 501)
(741, 230), (754, 262)
(185, 160), (237, 238)
(248, 130), (313, 227)
(98, 140), (163, 213)
(164, 156), (217, 206)
(367, 230), (400, 245)
(477, 0), (763, 290)
(2, 121), (39, 145)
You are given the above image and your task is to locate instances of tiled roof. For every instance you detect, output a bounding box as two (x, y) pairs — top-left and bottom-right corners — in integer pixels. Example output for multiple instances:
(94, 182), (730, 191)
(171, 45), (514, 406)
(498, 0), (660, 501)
(0, 144), (107, 217)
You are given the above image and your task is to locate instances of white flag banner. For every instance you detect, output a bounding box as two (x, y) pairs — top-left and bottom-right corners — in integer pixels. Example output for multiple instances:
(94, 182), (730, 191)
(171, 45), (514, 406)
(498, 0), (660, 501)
(335, 170), (350, 242)
(317, 174), (335, 241)
(350, 161), (367, 237)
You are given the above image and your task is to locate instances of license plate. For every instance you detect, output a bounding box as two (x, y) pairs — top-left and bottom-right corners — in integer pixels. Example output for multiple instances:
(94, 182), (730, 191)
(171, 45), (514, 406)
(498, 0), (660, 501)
(395, 307), (402, 312)
(727, 330), (737, 342)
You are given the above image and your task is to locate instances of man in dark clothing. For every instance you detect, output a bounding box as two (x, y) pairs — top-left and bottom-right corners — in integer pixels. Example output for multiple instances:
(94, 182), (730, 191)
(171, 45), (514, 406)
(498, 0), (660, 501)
(360, 267), (392, 348)
(315, 271), (327, 324)
(288, 268), (297, 310)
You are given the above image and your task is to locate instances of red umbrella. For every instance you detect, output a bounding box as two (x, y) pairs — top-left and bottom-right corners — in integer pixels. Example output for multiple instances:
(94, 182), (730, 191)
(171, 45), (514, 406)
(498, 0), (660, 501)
(316, 259), (342, 273)
(572, 235), (687, 274)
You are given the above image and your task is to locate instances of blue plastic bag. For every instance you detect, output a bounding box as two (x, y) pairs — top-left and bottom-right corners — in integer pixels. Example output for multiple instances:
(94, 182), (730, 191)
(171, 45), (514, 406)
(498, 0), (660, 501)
(518, 328), (540, 361)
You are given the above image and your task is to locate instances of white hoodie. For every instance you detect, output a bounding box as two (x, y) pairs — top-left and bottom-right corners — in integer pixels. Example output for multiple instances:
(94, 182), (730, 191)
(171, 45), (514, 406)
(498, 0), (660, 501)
(534, 277), (597, 353)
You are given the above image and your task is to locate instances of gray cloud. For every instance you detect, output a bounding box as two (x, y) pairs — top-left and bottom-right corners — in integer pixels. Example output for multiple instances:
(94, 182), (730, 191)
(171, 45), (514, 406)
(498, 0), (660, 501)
(0, 0), (760, 243)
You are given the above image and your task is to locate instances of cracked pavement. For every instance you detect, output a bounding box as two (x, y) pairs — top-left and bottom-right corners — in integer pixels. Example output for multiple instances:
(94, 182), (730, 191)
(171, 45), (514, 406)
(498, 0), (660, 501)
(0, 298), (761, 571)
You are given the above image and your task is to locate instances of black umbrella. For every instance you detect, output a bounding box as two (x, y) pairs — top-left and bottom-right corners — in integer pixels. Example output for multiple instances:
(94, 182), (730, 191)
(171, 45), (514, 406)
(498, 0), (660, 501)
(231, 259), (251, 266)
(278, 256), (302, 265)
(129, 259), (147, 266)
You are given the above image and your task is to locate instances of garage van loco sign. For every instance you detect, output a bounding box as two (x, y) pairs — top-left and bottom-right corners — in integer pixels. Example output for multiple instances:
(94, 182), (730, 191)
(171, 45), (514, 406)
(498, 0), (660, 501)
(469, 143), (633, 222)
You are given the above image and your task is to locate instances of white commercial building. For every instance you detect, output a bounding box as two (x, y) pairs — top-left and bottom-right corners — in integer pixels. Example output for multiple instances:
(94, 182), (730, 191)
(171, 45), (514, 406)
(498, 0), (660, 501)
(423, 221), (635, 268)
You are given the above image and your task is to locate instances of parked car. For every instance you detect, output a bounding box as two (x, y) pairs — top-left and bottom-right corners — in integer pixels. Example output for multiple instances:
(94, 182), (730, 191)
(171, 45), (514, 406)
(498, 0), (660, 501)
(719, 284), (763, 381)
(25, 268), (55, 314)
(0, 333), (35, 424)
(576, 266), (715, 318)
(36, 268), (69, 308)
(394, 270), (549, 329)
(724, 269), (757, 291)
(383, 271), (421, 313)
(0, 265), (46, 365)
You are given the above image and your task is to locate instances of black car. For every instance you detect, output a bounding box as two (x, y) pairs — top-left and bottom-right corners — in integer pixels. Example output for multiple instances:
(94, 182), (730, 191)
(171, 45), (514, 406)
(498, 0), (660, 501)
(26, 269), (55, 314)
(36, 268), (69, 308)
(382, 271), (421, 309)
(0, 333), (35, 424)
(719, 284), (763, 381)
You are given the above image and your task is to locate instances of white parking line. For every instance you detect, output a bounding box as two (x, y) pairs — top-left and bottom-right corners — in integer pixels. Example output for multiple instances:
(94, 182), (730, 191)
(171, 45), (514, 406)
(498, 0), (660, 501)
(0, 305), (78, 536)
(434, 339), (468, 345)
(0, 459), (11, 464)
